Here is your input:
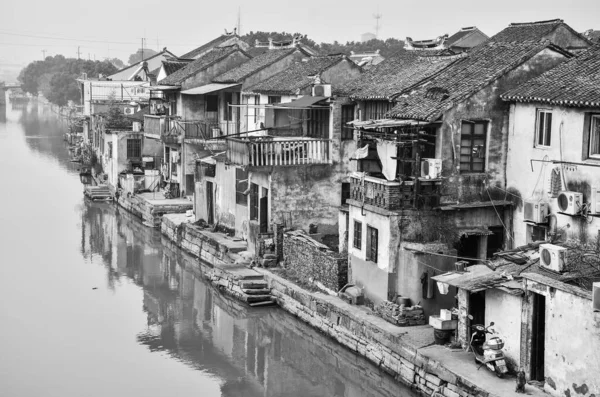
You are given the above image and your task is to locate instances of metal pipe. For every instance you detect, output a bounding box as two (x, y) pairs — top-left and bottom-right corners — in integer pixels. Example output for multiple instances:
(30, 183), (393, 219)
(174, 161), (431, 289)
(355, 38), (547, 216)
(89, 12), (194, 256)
(529, 158), (600, 171)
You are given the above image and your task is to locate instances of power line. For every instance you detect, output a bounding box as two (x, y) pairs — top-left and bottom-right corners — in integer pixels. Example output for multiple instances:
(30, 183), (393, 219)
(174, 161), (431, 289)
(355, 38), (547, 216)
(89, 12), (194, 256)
(0, 31), (137, 45)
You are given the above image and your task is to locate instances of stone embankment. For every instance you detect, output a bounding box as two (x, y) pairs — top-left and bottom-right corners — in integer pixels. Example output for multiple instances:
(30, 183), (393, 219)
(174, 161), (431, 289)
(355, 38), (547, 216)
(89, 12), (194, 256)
(117, 193), (192, 227)
(160, 214), (530, 397)
(161, 214), (275, 307)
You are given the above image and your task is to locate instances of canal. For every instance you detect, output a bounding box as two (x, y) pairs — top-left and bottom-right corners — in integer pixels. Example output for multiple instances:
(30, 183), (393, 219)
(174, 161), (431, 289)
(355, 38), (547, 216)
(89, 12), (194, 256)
(0, 102), (415, 397)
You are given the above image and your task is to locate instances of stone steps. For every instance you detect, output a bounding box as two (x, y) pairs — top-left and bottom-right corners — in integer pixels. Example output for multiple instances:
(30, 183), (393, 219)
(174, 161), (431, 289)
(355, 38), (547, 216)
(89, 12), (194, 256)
(242, 288), (271, 295)
(240, 281), (269, 289)
(248, 299), (277, 308)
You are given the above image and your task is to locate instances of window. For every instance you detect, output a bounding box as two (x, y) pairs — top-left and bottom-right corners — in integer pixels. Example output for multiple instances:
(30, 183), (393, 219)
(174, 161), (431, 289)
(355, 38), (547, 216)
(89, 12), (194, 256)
(589, 115), (600, 157)
(250, 183), (259, 220)
(353, 220), (362, 250)
(341, 105), (355, 140)
(460, 121), (487, 173)
(236, 168), (248, 206)
(126, 139), (141, 159)
(268, 96), (281, 104)
(535, 109), (552, 147)
(253, 95), (260, 123)
(341, 182), (351, 205)
(307, 109), (330, 138)
(366, 225), (378, 263)
(224, 92), (233, 121)
(206, 95), (218, 112)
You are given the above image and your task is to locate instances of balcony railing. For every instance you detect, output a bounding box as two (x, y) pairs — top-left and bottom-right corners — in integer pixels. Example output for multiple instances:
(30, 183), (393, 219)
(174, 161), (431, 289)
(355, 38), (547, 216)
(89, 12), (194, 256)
(349, 173), (442, 210)
(226, 138), (330, 167)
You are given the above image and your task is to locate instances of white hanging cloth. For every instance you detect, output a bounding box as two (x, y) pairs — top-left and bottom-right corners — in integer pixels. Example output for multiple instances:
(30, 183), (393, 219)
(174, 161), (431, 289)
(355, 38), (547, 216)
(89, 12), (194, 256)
(353, 144), (369, 159)
(375, 139), (397, 181)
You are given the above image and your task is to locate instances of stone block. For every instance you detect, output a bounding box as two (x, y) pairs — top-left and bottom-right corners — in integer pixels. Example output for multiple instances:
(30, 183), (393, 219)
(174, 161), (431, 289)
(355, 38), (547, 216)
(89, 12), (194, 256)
(418, 383), (434, 395)
(425, 373), (444, 387)
(442, 386), (460, 397)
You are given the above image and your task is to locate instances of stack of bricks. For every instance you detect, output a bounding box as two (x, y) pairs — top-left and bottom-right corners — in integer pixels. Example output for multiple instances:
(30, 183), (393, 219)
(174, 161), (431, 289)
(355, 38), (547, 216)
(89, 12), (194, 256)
(375, 300), (426, 327)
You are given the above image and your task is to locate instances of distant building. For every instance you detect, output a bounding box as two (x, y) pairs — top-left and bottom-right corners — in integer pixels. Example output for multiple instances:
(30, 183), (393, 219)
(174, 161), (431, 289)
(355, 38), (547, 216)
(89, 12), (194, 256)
(582, 29), (600, 42)
(361, 32), (376, 42)
(404, 26), (488, 53)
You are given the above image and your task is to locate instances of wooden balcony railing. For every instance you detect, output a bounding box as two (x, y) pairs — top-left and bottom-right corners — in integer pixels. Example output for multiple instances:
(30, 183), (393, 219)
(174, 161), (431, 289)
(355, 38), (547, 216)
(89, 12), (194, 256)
(226, 138), (330, 167)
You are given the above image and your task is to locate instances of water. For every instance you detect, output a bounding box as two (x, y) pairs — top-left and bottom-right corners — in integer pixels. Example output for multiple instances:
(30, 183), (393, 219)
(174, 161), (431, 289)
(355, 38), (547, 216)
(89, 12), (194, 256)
(0, 102), (415, 397)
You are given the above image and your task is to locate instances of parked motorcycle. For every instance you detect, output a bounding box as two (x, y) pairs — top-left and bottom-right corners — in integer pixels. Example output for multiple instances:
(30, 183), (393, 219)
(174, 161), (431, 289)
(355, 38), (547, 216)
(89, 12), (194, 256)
(469, 321), (508, 378)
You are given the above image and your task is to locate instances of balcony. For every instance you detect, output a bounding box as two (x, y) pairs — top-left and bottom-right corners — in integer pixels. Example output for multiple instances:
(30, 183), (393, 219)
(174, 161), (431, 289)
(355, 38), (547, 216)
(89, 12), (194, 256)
(349, 173), (442, 210)
(226, 138), (330, 167)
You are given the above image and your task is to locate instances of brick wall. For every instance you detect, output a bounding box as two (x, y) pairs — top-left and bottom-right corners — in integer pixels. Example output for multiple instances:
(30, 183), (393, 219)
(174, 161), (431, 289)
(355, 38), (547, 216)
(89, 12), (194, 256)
(283, 231), (348, 292)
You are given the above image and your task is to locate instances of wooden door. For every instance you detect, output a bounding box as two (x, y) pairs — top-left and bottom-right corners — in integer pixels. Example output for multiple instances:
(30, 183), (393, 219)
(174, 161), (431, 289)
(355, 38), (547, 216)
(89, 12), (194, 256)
(531, 293), (546, 381)
(259, 196), (268, 233)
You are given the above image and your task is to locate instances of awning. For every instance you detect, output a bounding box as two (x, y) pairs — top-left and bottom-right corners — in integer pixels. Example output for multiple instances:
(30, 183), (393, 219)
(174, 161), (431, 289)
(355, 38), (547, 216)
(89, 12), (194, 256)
(458, 227), (493, 237)
(149, 85), (181, 91)
(348, 118), (426, 130)
(432, 265), (523, 295)
(181, 83), (240, 95)
(276, 95), (328, 108)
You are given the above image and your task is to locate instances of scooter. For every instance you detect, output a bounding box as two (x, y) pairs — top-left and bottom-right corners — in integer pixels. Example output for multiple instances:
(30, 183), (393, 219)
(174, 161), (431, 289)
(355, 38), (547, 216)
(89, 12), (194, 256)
(469, 321), (508, 378)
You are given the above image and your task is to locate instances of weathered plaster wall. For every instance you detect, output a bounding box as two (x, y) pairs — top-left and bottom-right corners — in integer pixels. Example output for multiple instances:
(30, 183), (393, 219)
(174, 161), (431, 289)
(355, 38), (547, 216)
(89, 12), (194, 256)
(396, 242), (456, 317)
(271, 165), (340, 235)
(349, 255), (390, 304)
(320, 59), (363, 88)
(484, 289), (522, 371)
(524, 279), (600, 397)
(506, 103), (600, 246)
(439, 48), (569, 205)
(547, 25), (593, 52)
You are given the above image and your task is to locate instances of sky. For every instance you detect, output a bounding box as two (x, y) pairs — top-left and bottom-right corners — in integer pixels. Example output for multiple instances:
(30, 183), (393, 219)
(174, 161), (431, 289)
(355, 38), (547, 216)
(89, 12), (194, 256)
(1, 0), (599, 79)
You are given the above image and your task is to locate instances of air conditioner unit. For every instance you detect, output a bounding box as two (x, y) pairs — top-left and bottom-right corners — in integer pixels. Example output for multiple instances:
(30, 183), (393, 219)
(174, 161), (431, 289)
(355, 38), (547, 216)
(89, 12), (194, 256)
(313, 84), (331, 97)
(557, 191), (583, 215)
(539, 243), (567, 273)
(124, 107), (135, 115)
(593, 282), (600, 312)
(421, 158), (442, 179)
(523, 200), (548, 223)
(591, 187), (600, 214)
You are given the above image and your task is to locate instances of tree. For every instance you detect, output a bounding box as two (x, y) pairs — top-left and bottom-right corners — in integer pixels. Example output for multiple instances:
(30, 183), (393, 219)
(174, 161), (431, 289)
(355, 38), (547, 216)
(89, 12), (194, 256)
(127, 48), (158, 65)
(107, 58), (125, 69)
(17, 55), (118, 106)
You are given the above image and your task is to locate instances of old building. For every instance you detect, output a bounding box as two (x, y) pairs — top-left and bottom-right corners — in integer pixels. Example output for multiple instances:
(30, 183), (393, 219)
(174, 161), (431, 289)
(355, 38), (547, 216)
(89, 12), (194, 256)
(195, 54), (363, 252)
(337, 20), (592, 312)
(501, 45), (600, 246)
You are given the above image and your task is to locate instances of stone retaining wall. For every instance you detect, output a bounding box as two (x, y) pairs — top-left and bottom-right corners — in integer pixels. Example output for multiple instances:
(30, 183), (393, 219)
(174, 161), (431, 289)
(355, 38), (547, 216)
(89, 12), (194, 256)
(118, 194), (192, 227)
(283, 231), (348, 292)
(259, 270), (495, 397)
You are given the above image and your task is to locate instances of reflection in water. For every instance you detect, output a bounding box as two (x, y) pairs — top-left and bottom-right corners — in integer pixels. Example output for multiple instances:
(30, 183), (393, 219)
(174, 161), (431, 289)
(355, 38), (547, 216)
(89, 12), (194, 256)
(0, 102), (414, 397)
(82, 202), (414, 397)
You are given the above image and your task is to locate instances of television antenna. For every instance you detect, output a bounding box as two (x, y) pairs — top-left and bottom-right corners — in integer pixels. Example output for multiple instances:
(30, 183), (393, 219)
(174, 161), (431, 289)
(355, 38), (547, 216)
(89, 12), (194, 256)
(373, 11), (382, 38)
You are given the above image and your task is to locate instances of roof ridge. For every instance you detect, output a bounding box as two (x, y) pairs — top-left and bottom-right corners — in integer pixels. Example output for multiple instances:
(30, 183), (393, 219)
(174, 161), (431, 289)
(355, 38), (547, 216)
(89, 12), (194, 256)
(508, 19), (563, 27)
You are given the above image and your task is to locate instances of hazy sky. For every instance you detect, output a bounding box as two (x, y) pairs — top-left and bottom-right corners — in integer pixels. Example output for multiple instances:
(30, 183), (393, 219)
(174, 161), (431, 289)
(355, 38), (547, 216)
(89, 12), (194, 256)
(1, 0), (599, 69)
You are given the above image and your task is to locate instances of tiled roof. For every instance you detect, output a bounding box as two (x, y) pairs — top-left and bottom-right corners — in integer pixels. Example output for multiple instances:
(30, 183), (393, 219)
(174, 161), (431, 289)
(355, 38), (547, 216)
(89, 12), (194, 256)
(159, 45), (246, 86)
(244, 55), (346, 95)
(490, 19), (580, 43)
(582, 30), (600, 42)
(501, 45), (600, 107)
(446, 27), (488, 47)
(213, 48), (303, 84)
(338, 50), (461, 100)
(386, 40), (560, 121)
(180, 34), (238, 59)
(162, 59), (192, 76)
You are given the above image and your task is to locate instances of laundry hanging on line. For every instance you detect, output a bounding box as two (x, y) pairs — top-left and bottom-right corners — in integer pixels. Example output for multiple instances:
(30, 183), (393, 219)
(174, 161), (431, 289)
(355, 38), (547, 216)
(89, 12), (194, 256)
(375, 139), (397, 181)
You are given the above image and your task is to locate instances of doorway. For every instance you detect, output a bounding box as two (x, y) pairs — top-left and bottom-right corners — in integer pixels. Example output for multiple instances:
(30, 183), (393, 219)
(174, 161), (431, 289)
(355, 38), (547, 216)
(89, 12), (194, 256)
(531, 293), (546, 381)
(206, 181), (214, 225)
(469, 291), (486, 328)
(259, 187), (268, 233)
(456, 234), (479, 264)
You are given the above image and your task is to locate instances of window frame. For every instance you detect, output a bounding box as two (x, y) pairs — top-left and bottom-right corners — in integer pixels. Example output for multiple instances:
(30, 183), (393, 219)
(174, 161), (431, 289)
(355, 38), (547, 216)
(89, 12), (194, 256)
(353, 220), (362, 250)
(459, 120), (488, 173)
(250, 183), (259, 220)
(206, 95), (218, 113)
(366, 225), (378, 263)
(268, 96), (281, 105)
(126, 138), (141, 159)
(588, 114), (600, 159)
(535, 109), (553, 148)
(235, 168), (248, 206)
(341, 104), (355, 140)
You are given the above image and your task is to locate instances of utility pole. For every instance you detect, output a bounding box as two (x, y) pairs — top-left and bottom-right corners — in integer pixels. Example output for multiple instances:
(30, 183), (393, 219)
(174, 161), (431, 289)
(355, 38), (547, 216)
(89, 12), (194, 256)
(373, 10), (382, 38)
(77, 46), (81, 60)
(41, 50), (46, 60)
(237, 7), (242, 35)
